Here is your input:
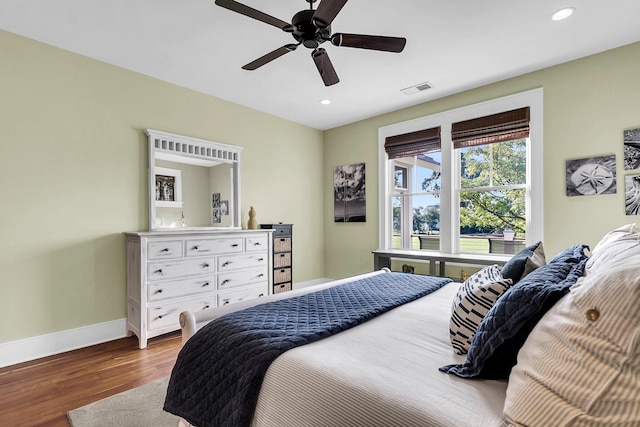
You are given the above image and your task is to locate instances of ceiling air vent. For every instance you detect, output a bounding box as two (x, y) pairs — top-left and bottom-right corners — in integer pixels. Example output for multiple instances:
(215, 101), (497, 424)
(401, 81), (433, 95)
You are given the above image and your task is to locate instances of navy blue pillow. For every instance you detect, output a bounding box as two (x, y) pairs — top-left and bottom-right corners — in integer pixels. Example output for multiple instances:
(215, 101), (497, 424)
(440, 247), (588, 380)
(548, 244), (590, 264)
(501, 241), (543, 283)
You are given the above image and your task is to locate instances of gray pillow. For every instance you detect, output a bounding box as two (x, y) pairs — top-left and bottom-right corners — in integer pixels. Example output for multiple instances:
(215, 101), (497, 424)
(501, 241), (545, 283)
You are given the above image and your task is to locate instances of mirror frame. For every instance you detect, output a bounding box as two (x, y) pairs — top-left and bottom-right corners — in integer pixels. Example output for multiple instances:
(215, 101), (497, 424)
(145, 129), (243, 231)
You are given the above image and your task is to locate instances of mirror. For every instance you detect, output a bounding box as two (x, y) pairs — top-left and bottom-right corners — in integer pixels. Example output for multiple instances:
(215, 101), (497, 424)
(146, 129), (242, 230)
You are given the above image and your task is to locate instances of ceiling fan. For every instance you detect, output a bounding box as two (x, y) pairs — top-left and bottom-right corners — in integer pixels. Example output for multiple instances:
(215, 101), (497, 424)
(214, 0), (407, 86)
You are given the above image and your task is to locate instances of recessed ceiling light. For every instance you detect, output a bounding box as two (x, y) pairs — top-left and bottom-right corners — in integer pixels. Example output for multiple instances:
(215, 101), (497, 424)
(552, 7), (575, 21)
(319, 99), (331, 105)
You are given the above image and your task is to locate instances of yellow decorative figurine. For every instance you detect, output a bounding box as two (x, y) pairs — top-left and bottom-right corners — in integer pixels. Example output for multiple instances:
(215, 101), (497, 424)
(248, 206), (258, 229)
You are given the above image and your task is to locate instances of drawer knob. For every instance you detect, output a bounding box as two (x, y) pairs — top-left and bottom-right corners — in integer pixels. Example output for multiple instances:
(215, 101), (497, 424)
(202, 282), (210, 287)
(258, 273), (264, 278)
(192, 245), (199, 250)
(222, 261), (232, 267)
(203, 263), (210, 268)
(221, 279), (231, 285)
(155, 269), (163, 274)
(155, 289), (163, 294)
(223, 299), (230, 305)
(258, 258), (264, 262)
(203, 305), (210, 310)
(231, 243), (239, 247)
(259, 293), (265, 298)
(158, 315), (163, 319)
(161, 248), (170, 252)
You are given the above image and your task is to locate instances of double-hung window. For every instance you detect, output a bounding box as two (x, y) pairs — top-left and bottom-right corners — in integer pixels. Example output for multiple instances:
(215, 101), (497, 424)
(378, 89), (543, 255)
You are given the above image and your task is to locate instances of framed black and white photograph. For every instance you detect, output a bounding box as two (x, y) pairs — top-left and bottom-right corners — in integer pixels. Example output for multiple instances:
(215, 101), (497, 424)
(212, 193), (220, 208)
(624, 127), (640, 170)
(154, 167), (182, 208)
(625, 174), (640, 215)
(220, 200), (228, 216)
(334, 163), (366, 222)
(212, 208), (221, 223)
(566, 155), (616, 197)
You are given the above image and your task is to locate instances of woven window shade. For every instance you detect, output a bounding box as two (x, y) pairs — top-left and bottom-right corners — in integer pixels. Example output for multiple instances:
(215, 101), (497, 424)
(384, 127), (441, 159)
(452, 107), (530, 148)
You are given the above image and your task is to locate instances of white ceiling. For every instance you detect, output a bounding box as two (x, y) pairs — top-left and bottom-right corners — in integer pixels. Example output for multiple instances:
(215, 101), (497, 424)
(1, 0), (640, 130)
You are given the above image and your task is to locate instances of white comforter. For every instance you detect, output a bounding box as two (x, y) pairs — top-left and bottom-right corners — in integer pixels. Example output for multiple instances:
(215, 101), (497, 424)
(251, 282), (507, 427)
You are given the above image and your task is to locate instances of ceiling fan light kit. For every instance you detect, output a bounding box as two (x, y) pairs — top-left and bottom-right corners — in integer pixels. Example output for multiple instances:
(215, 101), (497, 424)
(214, 0), (407, 86)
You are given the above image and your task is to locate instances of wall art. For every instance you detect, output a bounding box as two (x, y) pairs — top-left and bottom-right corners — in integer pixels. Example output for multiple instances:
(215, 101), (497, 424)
(334, 163), (366, 222)
(212, 208), (221, 223)
(566, 155), (616, 197)
(625, 174), (640, 215)
(624, 127), (640, 170)
(155, 167), (182, 207)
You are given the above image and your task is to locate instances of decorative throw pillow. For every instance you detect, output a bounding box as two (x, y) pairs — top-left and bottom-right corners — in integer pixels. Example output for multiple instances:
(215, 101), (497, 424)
(585, 223), (640, 274)
(449, 264), (513, 355)
(503, 263), (640, 426)
(548, 243), (591, 264)
(501, 242), (545, 284)
(440, 245), (589, 380)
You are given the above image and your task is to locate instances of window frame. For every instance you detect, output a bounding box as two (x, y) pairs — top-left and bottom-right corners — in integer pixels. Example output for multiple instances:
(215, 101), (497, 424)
(377, 89), (543, 253)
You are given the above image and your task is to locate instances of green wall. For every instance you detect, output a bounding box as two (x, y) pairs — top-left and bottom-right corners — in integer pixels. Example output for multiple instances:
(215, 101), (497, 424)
(2, 26), (639, 347)
(324, 42), (640, 279)
(0, 30), (324, 343)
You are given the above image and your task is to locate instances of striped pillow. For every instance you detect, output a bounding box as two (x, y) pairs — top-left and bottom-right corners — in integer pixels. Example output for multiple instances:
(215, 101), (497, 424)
(449, 264), (513, 355)
(504, 262), (640, 426)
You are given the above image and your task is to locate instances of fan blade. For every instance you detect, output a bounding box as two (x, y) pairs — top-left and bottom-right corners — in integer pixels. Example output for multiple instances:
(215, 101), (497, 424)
(312, 0), (348, 28)
(312, 48), (339, 86)
(242, 44), (298, 70)
(215, 0), (291, 31)
(331, 33), (406, 53)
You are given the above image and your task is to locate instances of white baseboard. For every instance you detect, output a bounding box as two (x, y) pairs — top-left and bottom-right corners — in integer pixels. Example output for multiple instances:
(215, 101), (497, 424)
(1, 279), (332, 368)
(0, 318), (127, 368)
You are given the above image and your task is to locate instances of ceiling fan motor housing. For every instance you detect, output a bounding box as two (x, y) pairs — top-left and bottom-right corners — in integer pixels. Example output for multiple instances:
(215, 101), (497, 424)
(291, 9), (330, 49)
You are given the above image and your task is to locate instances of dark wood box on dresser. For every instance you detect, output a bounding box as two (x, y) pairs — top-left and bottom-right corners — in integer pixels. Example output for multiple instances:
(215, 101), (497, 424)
(260, 223), (293, 294)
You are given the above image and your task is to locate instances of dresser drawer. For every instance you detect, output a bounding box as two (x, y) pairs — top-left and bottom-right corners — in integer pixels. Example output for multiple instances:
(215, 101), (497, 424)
(185, 238), (243, 256)
(273, 282), (292, 294)
(147, 240), (183, 259)
(148, 297), (215, 331)
(218, 284), (267, 306)
(147, 258), (215, 281)
(274, 267), (292, 284)
(271, 225), (291, 237)
(245, 236), (269, 252)
(218, 253), (268, 272)
(274, 252), (291, 268)
(219, 267), (268, 291)
(274, 237), (291, 252)
(148, 276), (215, 301)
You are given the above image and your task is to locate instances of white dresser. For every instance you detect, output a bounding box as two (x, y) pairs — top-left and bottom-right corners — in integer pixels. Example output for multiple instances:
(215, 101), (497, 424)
(125, 229), (273, 348)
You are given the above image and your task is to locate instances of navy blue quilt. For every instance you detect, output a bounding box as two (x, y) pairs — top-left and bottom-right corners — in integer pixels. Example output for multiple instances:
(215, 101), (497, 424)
(164, 272), (451, 427)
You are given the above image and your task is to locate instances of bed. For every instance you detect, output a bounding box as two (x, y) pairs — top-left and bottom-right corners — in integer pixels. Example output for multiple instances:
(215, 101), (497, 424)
(164, 224), (640, 427)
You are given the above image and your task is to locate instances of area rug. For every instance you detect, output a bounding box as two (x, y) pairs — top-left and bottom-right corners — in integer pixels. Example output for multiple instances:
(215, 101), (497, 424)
(67, 376), (180, 427)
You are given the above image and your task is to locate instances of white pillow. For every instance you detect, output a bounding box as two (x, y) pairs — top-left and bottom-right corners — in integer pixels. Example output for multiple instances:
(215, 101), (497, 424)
(449, 264), (512, 355)
(503, 264), (640, 426)
(585, 223), (640, 274)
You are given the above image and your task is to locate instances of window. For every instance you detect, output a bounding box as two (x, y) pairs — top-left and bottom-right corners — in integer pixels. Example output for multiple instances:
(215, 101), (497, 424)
(378, 89), (543, 255)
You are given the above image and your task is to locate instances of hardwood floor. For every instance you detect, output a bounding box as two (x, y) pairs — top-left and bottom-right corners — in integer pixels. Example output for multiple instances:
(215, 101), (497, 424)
(0, 332), (182, 426)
